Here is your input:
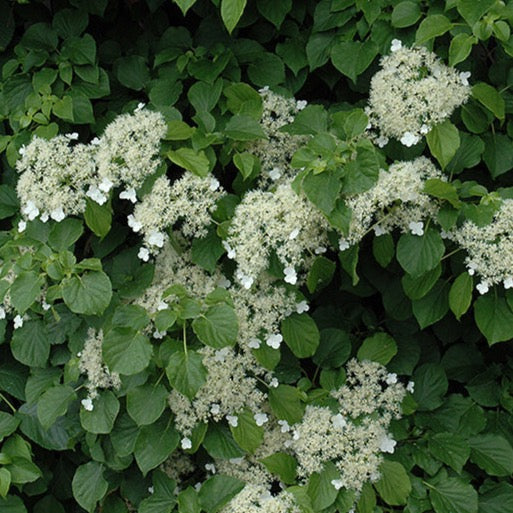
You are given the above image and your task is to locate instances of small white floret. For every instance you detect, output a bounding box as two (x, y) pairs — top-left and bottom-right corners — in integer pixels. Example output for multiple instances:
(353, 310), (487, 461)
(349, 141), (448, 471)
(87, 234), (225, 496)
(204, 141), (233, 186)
(504, 277), (513, 289)
(0, 307), (5, 320)
(269, 168), (282, 181)
(296, 100), (307, 110)
(400, 131), (420, 147)
(476, 281), (489, 295)
(269, 377), (279, 388)
(153, 329), (166, 339)
(296, 300), (309, 314)
(374, 224), (386, 236)
(86, 186), (107, 205)
(254, 412), (269, 426)
(40, 212), (49, 223)
(210, 404), (221, 415)
(50, 207), (66, 222)
(331, 479), (344, 490)
(288, 228), (300, 240)
(205, 463), (216, 474)
(119, 188), (137, 203)
(181, 437), (192, 450)
(459, 71), (471, 86)
(138, 247), (150, 262)
(81, 398), (94, 411)
(209, 177), (220, 191)
(18, 220), (27, 233)
(278, 419), (290, 433)
(99, 177), (114, 193)
(248, 338), (261, 349)
(13, 315), (24, 329)
(406, 381), (415, 393)
(386, 372), (398, 385)
(222, 241), (236, 259)
(23, 201), (40, 221)
(284, 266), (297, 285)
(127, 214), (142, 233)
(339, 239), (350, 251)
(226, 415), (238, 427)
(376, 135), (389, 148)
(408, 221), (424, 236)
(148, 231), (165, 248)
(379, 435), (397, 453)
(266, 333), (283, 349)
(390, 39), (402, 52)
(331, 413), (347, 429)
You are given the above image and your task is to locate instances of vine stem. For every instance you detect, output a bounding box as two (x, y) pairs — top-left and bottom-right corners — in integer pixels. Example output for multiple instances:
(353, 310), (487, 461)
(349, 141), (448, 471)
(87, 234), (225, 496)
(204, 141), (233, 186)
(0, 392), (16, 413)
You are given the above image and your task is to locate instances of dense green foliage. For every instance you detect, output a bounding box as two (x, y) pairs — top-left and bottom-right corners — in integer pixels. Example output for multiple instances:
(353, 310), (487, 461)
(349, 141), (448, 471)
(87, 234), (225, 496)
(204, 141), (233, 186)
(1, 0), (513, 512)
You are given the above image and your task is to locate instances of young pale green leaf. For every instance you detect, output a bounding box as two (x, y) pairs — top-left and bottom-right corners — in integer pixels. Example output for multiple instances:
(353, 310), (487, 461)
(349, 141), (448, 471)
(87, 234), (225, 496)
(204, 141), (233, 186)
(457, 0), (494, 25)
(428, 477), (478, 513)
(62, 270), (112, 315)
(233, 152), (258, 180)
(391, 1), (421, 27)
(166, 350), (207, 399)
(474, 294), (513, 345)
(103, 328), (152, 375)
(192, 304), (238, 348)
(424, 179), (461, 208)
(281, 313), (320, 358)
(426, 121), (460, 170)
(357, 332), (397, 365)
(260, 452), (297, 484)
(198, 475), (245, 513)
(396, 228), (445, 277)
(472, 83), (505, 120)
(469, 434), (513, 476)
(412, 281), (450, 329)
(268, 384), (305, 424)
(224, 114), (266, 140)
(134, 416), (180, 476)
(164, 120), (195, 140)
(0, 468), (10, 498)
(0, 412), (19, 442)
(429, 433), (470, 474)
(80, 390), (120, 434)
(449, 34), (476, 66)
(229, 409), (264, 454)
(449, 272), (473, 320)
(126, 384), (168, 426)
(72, 462), (108, 513)
(415, 15), (453, 44)
(220, 0), (247, 34)
(167, 148), (210, 177)
(374, 461), (411, 505)
(178, 487), (201, 513)
(224, 83), (263, 118)
(36, 385), (76, 430)
(173, 0), (197, 15)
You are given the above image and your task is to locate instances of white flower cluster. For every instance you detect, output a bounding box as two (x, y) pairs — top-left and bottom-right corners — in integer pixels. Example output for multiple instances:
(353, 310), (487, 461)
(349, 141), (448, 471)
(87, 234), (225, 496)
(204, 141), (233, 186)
(227, 181), (330, 288)
(130, 173), (223, 257)
(248, 87), (308, 187)
(367, 41), (470, 147)
(16, 108), (166, 222)
(168, 346), (266, 436)
(291, 359), (406, 494)
(78, 328), (121, 402)
(220, 484), (300, 513)
(340, 157), (443, 248)
(16, 135), (95, 222)
(447, 199), (513, 294)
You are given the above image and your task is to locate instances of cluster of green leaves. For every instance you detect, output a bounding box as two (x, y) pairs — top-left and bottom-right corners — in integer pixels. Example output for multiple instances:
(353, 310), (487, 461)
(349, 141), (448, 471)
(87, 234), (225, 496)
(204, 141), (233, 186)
(1, 0), (513, 512)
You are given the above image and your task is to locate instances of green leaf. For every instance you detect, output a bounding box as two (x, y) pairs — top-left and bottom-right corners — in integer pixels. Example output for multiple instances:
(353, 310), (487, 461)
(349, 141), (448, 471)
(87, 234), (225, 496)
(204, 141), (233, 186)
(449, 34), (476, 66)
(469, 434), (513, 476)
(478, 482), (513, 513)
(457, 0), (495, 26)
(167, 148), (210, 177)
(134, 416), (180, 475)
(11, 320), (50, 368)
(429, 433), (470, 473)
(247, 53), (285, 87)
(429, 477), (478, 513)
(260, 453), (297, 484)
(52, 8), (89, 38)
(48, 218), (84, 251)
(426, 121), (461, 170)
(413, 363), (448, 411)
(62, 270), (112, 315)
(402, 264), (441, 300)
(449, 272), (473, 320)
(472, 83), (505, 120)
(127, 384), (168, 426)
(72, 462), (108, 513)
(224, 114), (266, 140)
(61, 34), (96, 65)
(230, 409), (264, 454)
(80, 390), (120, 434)
(203, 423), (244, 459)
(112, 304), (149, 331)
(115, 55), (150, 90)
(331, 40), (378, 83)
(103, 327), (153, 375)
(178, 487), (201, 513)
(10, 271), (43, 313)
(313, 328), (351, 368)
(391, 1), (421, 28)
(374, 461), (411, 505)
(357, 332), (397, 365)
(0, 185), (19, 219)
(224, 83), (262, 118)
(283, 105), (328, 135)
(84, 198), (112, 237)
(342, 141), (380, 194)
(233, 152), (258, 180)
(482, 134), (513, 179)
(0, 468), (10, 498)
(192, 304), (238, 348)
(306, 256), (336, 293)
(424, 178), (461, 208)
(191, 230), (224, 273)
(257, 0), (292, 28)
(281, 313), (320, 358)
(53, 95), (74, 122)
(412, 281), (450, 329)
(268, 384), (305, 424)
(372, 234), (394, 268)
(415, 15), (453, 44)
(166, 349), (207, 399)
(475, 293), (513, 345)
(198, 475), (245, 513)
(173, 0), (197, 15)
(396, 228), (445, 277)
(164, 120), (194, 141)
(0, 412), (19, 442)
(302, 170), (342, 215)
(307, 462), (339, 511)
(221, 0), (247, 34)
(37, 385), (76, 430)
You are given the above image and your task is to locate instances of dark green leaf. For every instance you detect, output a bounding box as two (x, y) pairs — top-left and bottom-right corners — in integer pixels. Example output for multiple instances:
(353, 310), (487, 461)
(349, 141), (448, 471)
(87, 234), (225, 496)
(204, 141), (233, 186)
(62, 270), (112, 315)
(281, 313), (320, 358)
(103, 328), (153, 375)
(198, 475), (245, 513)
(374, 461), (411, 505)
(80, 390), (120, 434)
(396, 228), (445, 277)
(127, 384), (168, 426)
(357, 332), (397, 365)
(72, 462), (108, 513)
(166, 349), (207, 399)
